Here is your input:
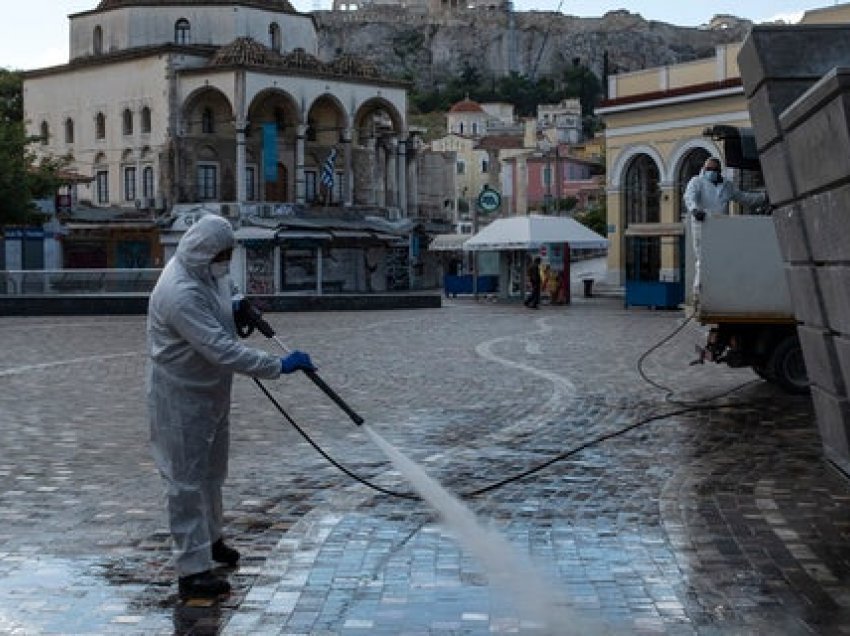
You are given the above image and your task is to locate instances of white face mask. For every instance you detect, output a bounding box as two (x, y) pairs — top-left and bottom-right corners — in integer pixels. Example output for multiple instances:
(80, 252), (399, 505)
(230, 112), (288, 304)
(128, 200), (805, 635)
(210, 261), (230, 278)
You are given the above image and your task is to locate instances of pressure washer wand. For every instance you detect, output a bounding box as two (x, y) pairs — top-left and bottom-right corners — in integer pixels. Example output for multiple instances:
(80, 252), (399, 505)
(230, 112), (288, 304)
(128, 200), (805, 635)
(237, 298), (364, 426)
(271, 333), (365, 426)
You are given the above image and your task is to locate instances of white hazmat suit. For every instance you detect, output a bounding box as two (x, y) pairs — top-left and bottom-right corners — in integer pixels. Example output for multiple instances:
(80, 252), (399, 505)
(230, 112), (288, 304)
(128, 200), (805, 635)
(683, 169), (766, 297)
(146, 214), (281, 577)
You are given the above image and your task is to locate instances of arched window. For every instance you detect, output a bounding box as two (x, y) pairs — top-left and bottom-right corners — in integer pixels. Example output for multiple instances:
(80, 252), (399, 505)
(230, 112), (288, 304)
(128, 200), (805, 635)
(624, 153), (662, 284)
(39, 121), (49, 145)
(269, 23), (281, 52)
(201, 107), (214, 134)
(93, 26), (103, 55)
(624, 154), (660, 225)
(95, 112), (106, 140)
(174, 18), (191, 45)
(65, 118), (74, 144)
(123, 108), (133, 136)
(141, 107), (152, 134)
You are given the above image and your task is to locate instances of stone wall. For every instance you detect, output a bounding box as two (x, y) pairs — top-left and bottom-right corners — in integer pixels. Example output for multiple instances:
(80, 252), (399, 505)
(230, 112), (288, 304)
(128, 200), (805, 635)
(739, 25), (850, 475)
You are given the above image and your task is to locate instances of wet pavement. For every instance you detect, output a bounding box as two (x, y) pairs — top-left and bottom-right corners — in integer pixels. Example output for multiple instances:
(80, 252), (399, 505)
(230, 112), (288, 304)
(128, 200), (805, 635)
(2, 291), (850, 635)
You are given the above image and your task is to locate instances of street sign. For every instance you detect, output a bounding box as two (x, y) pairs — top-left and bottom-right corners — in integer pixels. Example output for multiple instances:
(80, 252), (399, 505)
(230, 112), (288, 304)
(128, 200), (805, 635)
(477, 186), (501, 213)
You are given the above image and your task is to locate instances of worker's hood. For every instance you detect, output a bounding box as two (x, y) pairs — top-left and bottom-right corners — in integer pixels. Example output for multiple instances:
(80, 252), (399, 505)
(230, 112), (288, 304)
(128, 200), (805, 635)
(176, 214), (235, 273)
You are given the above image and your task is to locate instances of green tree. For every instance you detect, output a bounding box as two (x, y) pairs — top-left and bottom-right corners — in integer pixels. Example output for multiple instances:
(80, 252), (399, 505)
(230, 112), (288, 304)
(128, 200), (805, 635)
(576, 198), (607, 237)
(0, 69), (68, 225)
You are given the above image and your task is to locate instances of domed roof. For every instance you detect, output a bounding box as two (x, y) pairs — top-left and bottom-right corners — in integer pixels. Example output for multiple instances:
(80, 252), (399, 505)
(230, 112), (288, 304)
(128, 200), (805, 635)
(96, 0), (296, 12)
(449, 97), (484, 114)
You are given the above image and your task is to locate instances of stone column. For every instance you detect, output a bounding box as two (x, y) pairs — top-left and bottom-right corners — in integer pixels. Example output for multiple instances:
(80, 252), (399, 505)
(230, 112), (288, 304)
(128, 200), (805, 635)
(234, 71), (247, 206)
(343, 127), (353, 206)
(397, 135), (407, 217)
(236, 120), (247, 204)
(295, 124), (307, 204)
(386, 137), (398, 211)
(407, 139), (419, 217)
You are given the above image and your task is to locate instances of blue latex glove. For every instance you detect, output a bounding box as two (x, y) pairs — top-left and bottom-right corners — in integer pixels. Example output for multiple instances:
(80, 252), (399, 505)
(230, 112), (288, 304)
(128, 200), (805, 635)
(281, 350), (315, 374)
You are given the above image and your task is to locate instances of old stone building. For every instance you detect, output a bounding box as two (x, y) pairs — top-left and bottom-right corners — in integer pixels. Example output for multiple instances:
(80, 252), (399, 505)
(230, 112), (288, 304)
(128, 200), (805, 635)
(20, 0), (450, 292)
(24, 0), (411, 218)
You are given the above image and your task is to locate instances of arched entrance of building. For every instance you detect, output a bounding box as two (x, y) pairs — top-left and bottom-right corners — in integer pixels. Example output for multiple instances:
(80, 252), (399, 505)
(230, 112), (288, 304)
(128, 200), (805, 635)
(623, 153), (662, 283)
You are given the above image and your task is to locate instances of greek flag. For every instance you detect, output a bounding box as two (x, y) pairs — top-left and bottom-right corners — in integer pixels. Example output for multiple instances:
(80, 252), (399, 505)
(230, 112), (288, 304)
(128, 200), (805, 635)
(321, 147), (337, 190)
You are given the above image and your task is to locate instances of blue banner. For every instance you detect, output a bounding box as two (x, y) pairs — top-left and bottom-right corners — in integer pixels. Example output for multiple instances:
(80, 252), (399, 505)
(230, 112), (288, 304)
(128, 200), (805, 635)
(262, 123), (278, 182)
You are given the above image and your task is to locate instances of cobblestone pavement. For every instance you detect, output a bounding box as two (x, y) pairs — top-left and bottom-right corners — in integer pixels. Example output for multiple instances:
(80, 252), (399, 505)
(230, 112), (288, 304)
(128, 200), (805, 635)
(2, 294), (849, 635)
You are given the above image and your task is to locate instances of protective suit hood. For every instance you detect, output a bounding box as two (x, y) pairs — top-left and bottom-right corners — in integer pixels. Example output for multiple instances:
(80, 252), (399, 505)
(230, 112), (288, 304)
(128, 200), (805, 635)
(176, 215), (235, 273)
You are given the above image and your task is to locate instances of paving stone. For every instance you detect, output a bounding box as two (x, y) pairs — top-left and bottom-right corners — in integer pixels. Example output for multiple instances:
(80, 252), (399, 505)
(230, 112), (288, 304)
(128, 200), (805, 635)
(1, 290), (849, 634)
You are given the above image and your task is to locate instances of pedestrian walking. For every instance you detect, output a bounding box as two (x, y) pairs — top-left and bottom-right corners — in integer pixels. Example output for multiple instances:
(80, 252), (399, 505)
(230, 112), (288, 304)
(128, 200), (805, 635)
(524, 256), (542, 309)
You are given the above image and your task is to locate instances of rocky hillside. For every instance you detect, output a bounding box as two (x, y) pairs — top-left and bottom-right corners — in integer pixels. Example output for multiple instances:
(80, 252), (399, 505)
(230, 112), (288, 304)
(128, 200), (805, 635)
(314, 8), (751, 90)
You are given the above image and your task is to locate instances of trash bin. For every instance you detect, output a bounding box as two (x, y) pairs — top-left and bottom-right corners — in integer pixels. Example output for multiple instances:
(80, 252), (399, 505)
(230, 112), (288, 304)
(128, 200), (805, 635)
(582, 278), (594, 298)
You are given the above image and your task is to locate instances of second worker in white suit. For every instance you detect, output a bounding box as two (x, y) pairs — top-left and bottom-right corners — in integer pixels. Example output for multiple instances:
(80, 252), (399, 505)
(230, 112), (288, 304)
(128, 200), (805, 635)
(683, 156), (767, 301)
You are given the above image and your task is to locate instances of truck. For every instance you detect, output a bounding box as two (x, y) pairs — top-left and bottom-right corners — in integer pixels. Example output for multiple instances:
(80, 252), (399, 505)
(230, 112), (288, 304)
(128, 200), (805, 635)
(693, 214), (808, 393)
(690, 126), (808, 394)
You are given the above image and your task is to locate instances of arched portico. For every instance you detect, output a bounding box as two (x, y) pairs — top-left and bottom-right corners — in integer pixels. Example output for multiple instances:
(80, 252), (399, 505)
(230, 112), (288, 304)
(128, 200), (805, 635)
(353, 98), (407, 213)
(247, 89), (300, 204)
(179, 88), (235, 203)
(305, 94), (349, 205)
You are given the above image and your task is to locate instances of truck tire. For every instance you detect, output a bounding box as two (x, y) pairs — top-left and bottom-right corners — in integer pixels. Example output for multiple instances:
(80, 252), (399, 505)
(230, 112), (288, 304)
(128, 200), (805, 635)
(768, 336), (809, 395)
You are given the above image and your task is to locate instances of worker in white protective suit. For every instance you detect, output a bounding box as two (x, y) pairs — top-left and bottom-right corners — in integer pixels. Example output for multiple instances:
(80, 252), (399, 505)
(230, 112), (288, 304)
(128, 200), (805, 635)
(146, 214), (315, 599)
(683, 157), (767, 302)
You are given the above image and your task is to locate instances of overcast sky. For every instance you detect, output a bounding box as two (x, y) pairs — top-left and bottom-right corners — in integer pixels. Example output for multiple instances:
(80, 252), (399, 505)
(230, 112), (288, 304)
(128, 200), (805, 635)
(0, 1), (833, 71)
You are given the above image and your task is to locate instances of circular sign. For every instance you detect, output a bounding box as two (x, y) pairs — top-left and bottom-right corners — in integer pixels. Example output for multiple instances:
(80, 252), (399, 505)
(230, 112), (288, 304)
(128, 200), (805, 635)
(477, 187), (502, 213)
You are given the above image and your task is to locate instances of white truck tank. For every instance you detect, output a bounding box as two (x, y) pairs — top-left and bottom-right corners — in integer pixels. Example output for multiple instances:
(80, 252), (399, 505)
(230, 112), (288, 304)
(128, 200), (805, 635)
(697, 215), (794, 324)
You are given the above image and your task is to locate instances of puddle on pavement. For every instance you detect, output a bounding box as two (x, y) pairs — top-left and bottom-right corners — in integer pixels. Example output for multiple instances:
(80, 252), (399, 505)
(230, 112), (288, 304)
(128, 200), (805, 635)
(0, 554), (194, 633)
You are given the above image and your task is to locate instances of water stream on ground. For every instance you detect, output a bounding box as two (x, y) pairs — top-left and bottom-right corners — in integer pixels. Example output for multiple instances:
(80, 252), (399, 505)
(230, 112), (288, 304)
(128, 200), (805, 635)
(364, 424), (607, 634)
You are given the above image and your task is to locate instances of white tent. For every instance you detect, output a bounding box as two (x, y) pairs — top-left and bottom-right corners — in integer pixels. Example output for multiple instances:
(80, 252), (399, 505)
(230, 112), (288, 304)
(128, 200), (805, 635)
(463, 214), (608, 251)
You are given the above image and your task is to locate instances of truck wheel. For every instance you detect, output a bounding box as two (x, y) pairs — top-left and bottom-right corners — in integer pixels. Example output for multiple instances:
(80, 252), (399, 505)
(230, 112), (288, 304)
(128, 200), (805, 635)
(769, 336), (809, 395)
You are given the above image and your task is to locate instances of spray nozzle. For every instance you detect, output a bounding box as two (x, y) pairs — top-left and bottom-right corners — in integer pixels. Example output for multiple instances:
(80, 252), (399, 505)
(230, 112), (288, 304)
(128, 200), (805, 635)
(234, 296), (275, 339)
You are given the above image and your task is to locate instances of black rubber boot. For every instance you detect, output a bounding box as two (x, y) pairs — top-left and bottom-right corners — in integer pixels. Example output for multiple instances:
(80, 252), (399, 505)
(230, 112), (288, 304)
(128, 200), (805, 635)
(212, 539), (240, 566)
(178, 570), (231, 598)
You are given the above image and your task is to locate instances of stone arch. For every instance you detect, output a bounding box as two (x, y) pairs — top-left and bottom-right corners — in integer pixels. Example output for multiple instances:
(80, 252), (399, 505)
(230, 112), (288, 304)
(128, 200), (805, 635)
(623, 153), (662, 226)
(248, 88), (300, 142)
(609, 144), (665, 189)
(182, 87), (234, 137)
(352, 97), (403, 146)
(248, 89), (300, 203)
(306, 93), (349, 144)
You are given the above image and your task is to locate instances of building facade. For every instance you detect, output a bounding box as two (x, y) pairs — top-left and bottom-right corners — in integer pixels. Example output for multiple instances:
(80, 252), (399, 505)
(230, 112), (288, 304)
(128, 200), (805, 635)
(596, 43), (747, 286)
(24, 0), (412, 219)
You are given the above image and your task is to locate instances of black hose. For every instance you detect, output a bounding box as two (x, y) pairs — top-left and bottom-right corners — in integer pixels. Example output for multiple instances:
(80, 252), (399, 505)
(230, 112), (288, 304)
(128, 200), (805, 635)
(253, 305), (770, 501)
(253, 377), (418, 500)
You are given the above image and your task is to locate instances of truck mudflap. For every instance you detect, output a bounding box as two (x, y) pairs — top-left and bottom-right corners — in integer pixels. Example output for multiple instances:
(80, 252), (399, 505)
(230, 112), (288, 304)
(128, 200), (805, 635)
(696, 324), (809, 394)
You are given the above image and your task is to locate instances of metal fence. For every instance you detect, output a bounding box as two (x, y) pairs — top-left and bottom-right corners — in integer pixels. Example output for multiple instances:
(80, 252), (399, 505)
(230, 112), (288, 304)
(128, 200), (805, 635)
(0, 269), (163, 295)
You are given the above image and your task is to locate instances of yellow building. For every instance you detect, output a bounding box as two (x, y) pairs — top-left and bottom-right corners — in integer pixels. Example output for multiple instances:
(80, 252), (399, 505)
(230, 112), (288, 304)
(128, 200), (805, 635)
(597, 3), (850, 290)
(596, 42), (748, 287)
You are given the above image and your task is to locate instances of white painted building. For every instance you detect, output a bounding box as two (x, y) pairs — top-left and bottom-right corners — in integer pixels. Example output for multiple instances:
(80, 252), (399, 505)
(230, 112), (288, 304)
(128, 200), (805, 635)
(24, 0), (413, 217)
